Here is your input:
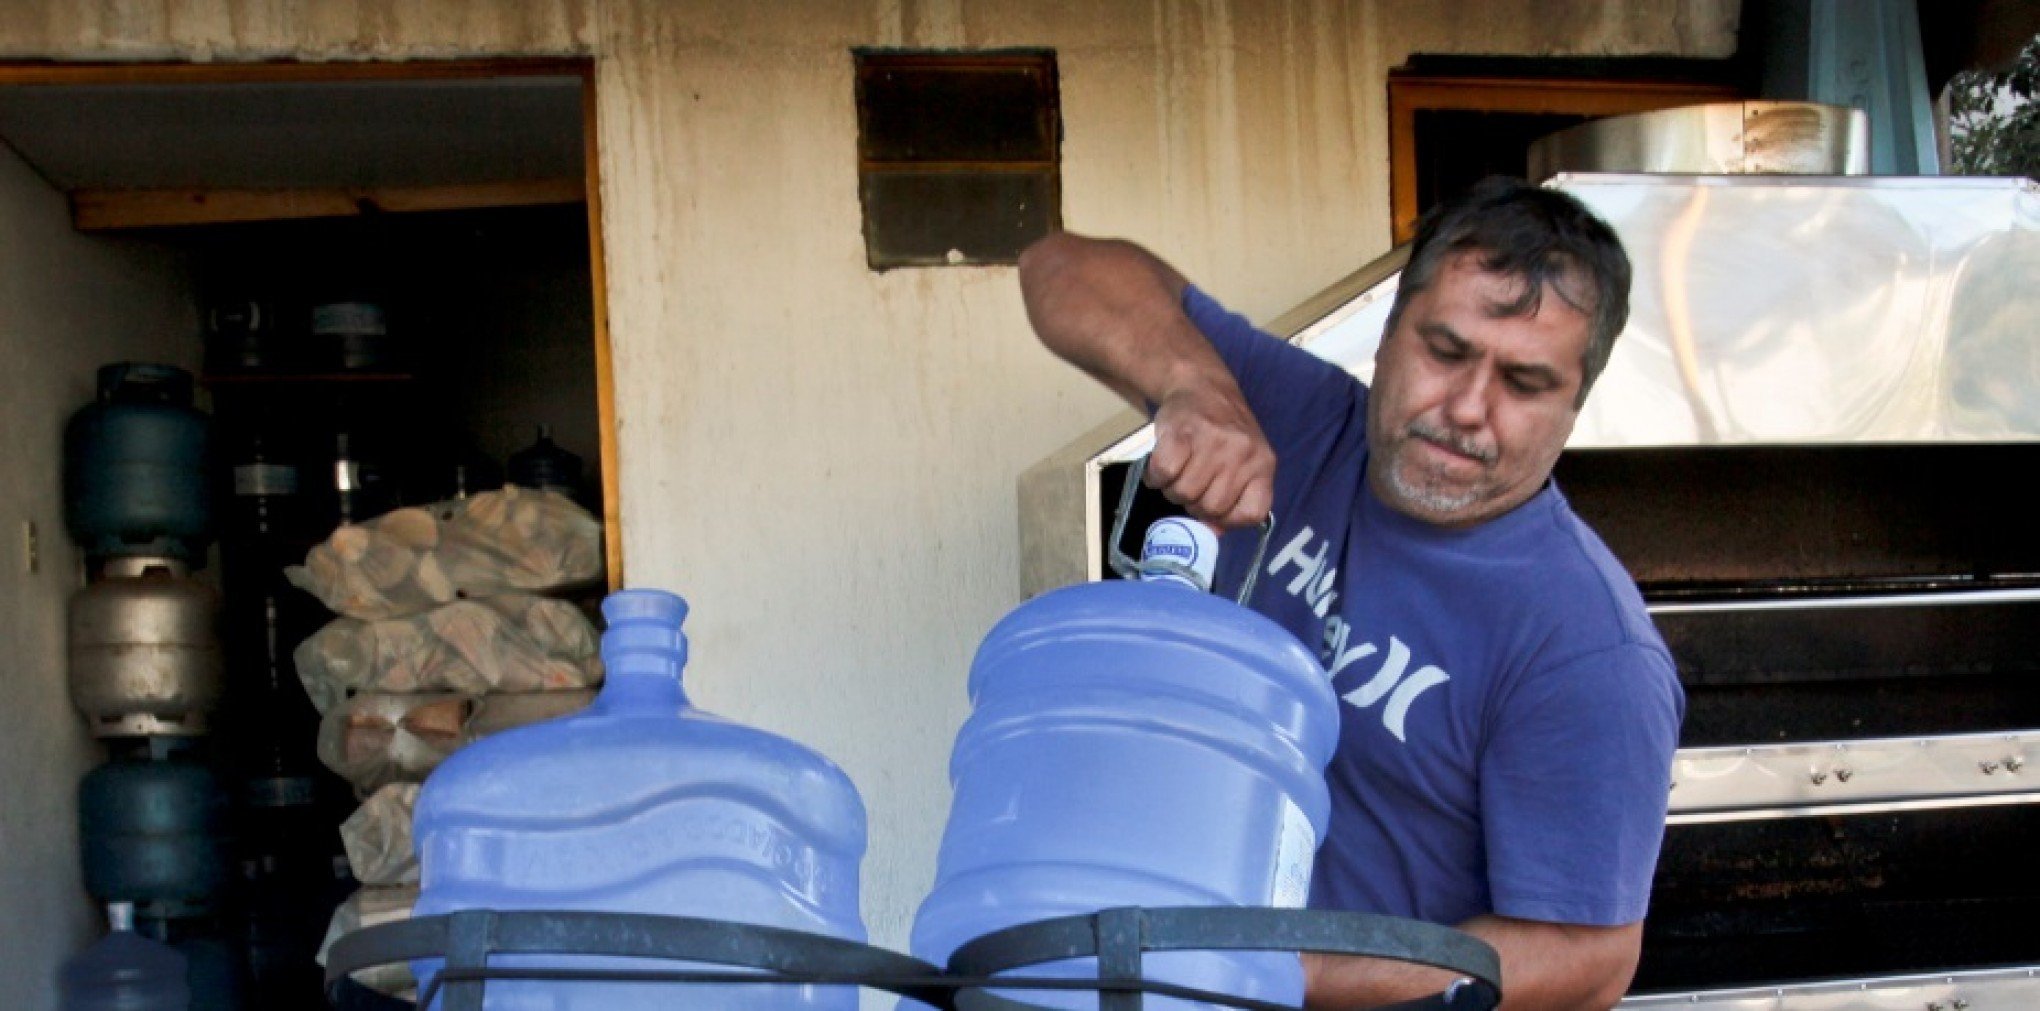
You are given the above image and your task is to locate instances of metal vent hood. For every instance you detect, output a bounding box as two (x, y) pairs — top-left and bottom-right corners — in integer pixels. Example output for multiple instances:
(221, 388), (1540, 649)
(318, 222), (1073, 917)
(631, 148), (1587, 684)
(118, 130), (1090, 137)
(1018, 173), (2040, 595)
(1525, 101), (1869, 179)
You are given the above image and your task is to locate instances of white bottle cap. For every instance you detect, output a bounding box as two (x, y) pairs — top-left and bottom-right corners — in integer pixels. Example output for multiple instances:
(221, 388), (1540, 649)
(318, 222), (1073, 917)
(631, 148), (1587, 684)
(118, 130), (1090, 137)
(106, 902), (135, 932)
(1140, 517), (1219, 592)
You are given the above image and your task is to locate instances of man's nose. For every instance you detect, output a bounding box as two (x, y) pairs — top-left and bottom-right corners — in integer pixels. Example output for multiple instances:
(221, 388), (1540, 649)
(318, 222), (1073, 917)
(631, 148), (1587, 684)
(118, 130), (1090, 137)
(1443, 366), (1491, 429)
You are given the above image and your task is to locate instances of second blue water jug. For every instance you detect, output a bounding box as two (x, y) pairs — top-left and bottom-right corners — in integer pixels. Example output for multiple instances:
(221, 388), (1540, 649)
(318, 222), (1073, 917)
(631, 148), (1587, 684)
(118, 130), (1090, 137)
(412, 589), (869, 1010)
(909, 540), (1340, 1011)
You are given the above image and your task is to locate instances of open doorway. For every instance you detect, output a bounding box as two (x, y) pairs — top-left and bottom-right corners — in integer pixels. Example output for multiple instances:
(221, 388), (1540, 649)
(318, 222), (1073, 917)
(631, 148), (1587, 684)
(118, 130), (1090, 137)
(0, 59), (617, 1007)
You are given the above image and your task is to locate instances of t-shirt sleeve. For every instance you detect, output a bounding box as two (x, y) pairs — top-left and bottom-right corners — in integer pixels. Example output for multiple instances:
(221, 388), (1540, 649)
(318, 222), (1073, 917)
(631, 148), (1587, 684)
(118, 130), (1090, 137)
(1180, 285), (1363, 453)
(1479, 643), (1683, 926)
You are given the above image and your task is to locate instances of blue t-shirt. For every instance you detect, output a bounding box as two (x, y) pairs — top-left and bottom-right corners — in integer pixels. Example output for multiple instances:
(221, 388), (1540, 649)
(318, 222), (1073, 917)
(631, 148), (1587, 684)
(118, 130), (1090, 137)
(1184, 285), (1684, 928)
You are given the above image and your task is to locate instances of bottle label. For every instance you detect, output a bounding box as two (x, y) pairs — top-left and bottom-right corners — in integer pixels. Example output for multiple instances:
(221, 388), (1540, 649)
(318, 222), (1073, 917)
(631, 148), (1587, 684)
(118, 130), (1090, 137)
(1272, 797), (1316, 909)
(1140, 517), (1219, 591)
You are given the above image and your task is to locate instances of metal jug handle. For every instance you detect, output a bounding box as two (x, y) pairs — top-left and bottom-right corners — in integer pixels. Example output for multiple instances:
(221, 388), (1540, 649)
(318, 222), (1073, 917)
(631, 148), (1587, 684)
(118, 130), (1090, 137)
(1107, 454), (1275, 607)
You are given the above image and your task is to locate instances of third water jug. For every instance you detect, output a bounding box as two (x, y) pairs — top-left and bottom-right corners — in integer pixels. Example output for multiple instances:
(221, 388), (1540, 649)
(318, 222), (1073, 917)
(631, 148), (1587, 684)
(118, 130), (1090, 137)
(412, 589), (869, 1010)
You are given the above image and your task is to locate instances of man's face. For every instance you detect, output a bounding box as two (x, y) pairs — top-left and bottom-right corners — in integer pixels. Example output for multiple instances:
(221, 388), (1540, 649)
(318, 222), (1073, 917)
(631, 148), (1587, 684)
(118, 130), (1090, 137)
(1365, 250), (1592, 528)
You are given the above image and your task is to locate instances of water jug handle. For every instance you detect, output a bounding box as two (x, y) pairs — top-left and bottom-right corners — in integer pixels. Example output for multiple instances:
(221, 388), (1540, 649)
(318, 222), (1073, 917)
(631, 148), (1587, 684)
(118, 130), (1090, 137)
(1108, 454), (1274, 607)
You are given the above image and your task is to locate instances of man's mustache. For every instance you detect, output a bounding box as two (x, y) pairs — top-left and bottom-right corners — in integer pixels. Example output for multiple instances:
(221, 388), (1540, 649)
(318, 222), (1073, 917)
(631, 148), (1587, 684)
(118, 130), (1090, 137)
(1406, 421), (1498, 465)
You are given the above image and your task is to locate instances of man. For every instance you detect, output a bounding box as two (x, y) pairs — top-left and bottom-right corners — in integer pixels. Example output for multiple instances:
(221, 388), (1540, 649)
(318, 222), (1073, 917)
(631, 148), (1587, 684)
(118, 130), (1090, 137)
(1017, 177), (1684, 1011)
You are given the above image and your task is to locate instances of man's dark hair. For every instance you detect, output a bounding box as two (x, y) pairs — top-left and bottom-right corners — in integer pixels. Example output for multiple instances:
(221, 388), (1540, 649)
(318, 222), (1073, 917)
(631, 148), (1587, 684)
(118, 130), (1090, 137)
(1385, 176), (1632, 407)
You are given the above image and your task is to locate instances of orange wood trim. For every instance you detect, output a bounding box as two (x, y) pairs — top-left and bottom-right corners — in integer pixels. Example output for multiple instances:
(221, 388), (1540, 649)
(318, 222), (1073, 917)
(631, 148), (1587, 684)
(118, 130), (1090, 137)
(1385, 75), (1742, 242)
(0, 58), (590, 87)
(71, 178), (584, 230)
(1388, 75), (1740, 113)
(1389, 83), (1422, 248)
(580, 66), (625, 591)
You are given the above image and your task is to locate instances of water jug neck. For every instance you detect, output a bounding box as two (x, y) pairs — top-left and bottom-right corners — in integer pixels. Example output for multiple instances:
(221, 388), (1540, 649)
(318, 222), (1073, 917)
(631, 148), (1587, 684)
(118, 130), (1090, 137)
(600, 671), (689, 708)
(598, 589), (693, 709)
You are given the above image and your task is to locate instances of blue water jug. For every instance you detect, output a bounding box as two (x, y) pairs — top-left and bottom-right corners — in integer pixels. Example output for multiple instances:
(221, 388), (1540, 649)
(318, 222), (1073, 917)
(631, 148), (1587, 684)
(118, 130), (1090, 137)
(133, 917), (243, 1011)
(909, 509), (1339, 1011)
(64, 363), (214, 566)
(60, 903), (190, 1011)
(412, 589), (869, 1010)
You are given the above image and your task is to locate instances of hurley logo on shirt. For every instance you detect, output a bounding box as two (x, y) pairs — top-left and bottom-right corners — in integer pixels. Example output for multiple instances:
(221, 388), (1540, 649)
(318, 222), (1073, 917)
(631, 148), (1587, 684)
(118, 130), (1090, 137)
(1268, 527), (1450, 742)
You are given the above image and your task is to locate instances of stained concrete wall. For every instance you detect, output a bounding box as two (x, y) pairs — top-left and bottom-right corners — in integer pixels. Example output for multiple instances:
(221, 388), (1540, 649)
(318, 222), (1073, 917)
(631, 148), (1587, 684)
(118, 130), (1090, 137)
(0, 143), (199, 1007)
(0, 0), (1738, 989)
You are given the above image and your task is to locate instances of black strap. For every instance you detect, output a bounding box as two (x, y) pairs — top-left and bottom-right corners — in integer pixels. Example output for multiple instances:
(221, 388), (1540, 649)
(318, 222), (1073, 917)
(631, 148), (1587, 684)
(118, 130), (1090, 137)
(324, 907), (1501, 1011)
(946, 908), (1501, 1011)
(325, 909), (949, 1009)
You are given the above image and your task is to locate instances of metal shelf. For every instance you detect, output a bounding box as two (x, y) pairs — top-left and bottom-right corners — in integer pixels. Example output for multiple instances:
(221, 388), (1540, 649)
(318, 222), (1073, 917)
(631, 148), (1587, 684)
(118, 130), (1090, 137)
(1669, 730), (2040, 824)
(1623, 964), (2040, 1009)
(1649, 586), (2040, 615)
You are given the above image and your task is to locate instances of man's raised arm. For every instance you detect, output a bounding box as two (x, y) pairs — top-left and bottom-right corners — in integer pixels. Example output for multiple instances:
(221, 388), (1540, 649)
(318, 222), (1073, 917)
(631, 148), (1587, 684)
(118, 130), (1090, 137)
(1018, 232), (1275, 530)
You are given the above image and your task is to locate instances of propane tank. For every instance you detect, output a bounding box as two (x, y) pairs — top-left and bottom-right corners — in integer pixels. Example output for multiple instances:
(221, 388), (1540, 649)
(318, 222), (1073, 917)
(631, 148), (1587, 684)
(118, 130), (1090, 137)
(412, 589), (868, 1010)
(216, 430), (326, 811)
(312, 301), (393, 372)
(204, 296), (280, 374)
(506, 424), (584, 498)
(79, 741), (232, 919)
(63, 363), (214, 566)
(909, 496), (1338, 1011)
(69, 558), (222, 738)
(327, 431), (397, 526)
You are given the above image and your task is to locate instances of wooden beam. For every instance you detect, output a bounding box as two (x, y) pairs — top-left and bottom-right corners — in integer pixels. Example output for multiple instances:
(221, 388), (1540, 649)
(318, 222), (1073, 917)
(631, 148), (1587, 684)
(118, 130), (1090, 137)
(71, 178), (585, 230)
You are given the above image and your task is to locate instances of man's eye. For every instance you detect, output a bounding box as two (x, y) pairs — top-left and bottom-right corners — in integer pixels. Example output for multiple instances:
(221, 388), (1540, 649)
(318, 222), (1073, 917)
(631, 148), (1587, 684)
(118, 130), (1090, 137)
(1505, 374), (1554, 396)
(1427, 342), (1467, 362)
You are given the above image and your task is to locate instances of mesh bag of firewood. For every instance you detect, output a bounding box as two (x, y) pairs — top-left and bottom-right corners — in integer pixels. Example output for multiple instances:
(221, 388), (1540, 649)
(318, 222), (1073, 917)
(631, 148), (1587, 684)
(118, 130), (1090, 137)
(340, 783), (420, 886)
(286, 486), (603, 620)
(295, 594), (602, 715)
(318, 884), (419, 998)
(462, 689), (599, 740)
(317, 689), (597, 794)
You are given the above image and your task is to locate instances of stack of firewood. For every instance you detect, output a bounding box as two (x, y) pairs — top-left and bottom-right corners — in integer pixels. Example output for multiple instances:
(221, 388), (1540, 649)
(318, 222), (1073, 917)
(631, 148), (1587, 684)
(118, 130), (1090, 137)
(287, 485), (602, 619)
(297, 486), (606, 1001)
(296, 594), (601, 713)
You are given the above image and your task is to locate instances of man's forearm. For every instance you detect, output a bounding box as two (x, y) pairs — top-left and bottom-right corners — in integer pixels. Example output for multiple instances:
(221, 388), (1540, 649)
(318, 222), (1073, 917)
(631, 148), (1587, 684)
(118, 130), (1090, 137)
(1017, 232), (1231, 411)
(1303, 915), (1641, 1011)
(1018, 232), (1277, 528)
